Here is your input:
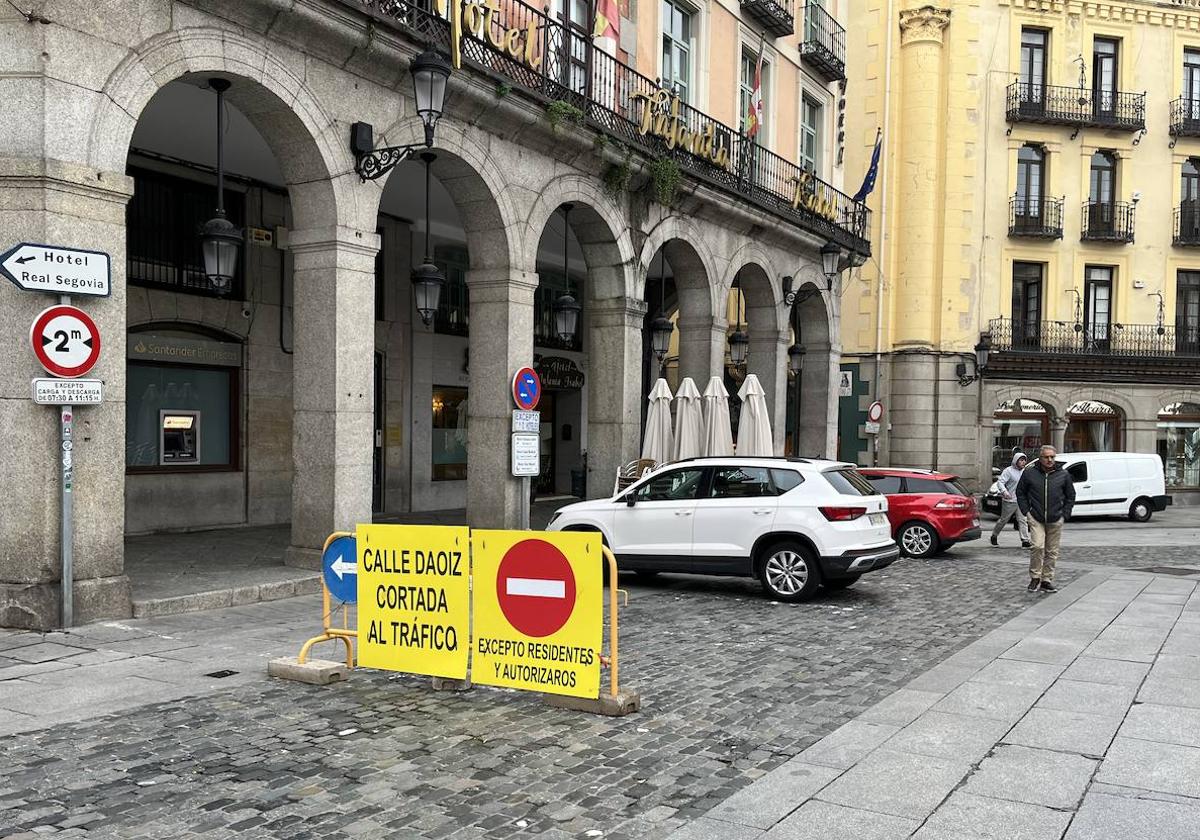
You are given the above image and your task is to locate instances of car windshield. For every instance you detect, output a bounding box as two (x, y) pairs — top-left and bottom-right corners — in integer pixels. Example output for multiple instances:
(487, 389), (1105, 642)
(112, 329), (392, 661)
(823, 469), (880, 496)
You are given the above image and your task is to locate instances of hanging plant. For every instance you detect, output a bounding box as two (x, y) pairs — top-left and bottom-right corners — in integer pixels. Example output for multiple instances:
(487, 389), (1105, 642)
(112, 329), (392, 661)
(545, 100), (585, 131)
(602, 146), (634, 198)
(495, 82), (512, 99)
(647, 157), (682, 206)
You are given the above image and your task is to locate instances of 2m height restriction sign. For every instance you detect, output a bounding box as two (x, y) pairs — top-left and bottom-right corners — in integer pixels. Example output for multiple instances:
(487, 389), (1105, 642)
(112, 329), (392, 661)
(30, 305), (101, 378)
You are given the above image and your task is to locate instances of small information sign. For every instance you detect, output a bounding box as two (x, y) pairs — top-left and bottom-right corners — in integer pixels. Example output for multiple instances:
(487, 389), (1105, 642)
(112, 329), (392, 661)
(511, 433), (540, 477)
(512, 410), (540, 434)
(865, 420), (881, 435)
(356, 524), (470, 679)
(32, 378), (102, 405)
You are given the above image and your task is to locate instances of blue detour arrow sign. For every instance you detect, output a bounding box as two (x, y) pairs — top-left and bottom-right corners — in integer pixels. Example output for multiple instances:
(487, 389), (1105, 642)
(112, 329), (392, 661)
(322, 535), (358, 603)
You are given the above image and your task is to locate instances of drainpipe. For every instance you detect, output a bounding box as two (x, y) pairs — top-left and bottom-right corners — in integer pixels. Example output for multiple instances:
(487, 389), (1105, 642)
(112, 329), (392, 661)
(872, 0), (896, 466)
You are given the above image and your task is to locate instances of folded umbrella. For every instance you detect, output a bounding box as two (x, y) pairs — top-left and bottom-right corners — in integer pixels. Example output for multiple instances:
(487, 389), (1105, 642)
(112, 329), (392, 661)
(640, 378), (674, 465)
(736, 374), (774, 456)
(673, 377), (704, 461)
(701, 376), (734, 457)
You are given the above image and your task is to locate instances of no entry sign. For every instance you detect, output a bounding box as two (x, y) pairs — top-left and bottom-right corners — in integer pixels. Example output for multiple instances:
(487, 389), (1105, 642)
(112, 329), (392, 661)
(496, 539), (577, 637)
(472, 529), (602, 698)
(29, 305), (101, 378)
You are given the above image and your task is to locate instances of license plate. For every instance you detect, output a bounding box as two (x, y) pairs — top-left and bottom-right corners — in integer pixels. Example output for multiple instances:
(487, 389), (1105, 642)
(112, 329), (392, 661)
(869, 513), (888, 526)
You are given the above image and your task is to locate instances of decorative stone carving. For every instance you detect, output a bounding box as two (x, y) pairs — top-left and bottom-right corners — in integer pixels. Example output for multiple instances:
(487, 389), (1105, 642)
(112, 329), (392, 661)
(899, 5), (951, 46)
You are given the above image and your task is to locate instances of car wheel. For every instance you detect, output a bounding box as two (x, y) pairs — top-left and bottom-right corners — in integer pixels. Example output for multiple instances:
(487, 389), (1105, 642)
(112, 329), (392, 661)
(898, 522), (939, 559)
(758, 541), (822, 603)
(824, 575), (860, 590)
(1129, 498), (1153, 523)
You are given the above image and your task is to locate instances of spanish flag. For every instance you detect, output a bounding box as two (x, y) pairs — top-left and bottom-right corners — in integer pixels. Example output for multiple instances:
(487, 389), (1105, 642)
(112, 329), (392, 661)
(746, 35), (765, 139)
(593, 0), (619, 40)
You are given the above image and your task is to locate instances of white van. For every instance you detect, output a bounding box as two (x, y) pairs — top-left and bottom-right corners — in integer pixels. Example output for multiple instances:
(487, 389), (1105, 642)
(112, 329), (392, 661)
(1055, 452), (1172, 522)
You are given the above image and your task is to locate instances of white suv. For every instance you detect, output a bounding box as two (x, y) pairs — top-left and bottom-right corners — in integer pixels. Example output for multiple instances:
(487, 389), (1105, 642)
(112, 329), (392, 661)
(546, 456), (900, 601)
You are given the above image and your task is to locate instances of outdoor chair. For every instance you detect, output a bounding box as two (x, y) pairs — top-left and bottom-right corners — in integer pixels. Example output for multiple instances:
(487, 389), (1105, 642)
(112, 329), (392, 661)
(614, 458), (657, 494)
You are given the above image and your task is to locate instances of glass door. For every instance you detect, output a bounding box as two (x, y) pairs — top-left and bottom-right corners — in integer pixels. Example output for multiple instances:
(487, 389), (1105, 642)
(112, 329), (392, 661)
(1085, 267), (1113, 352)
(1186, 49), (1200, 122)
(1012, 262), (1043, 349)
(536, 392), (557, 495)
(1093, 37), (1119, 121)
(1020, 28), (1047, 113)
(1177, 271), (1200, 355)
(1015, 145), (1045, 229)
(560, 0), (590, 98)
(1089, 151), (1116, 235)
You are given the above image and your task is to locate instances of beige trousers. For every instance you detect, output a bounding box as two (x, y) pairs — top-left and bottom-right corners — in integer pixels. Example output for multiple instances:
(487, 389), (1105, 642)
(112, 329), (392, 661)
(1028, 519), (1062, 582)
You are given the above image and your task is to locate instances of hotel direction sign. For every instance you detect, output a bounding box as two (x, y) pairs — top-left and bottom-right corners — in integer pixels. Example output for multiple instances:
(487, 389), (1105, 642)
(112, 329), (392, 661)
(1, 243), (111, 297)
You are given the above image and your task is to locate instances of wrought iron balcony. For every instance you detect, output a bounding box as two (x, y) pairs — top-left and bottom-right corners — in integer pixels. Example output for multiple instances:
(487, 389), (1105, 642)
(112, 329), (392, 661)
(1175, 204), (1200, 246)
(799, 4), (846, 82)
(741, 0), (794, 39)
(347, 0), (870, 255)
(1080, 201), (1135, 243)
(989, 317), (1200, 360)
(1171, 98), (1200, 139)
(1009, 195), (1063, 239)
(1006, 82), (1146, 132)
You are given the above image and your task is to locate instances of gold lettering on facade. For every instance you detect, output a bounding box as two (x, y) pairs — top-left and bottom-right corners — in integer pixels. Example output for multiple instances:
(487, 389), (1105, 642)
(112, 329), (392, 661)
(788, 171), (839, 222)
(434, 0), (543, 72)
(631, 90), (733, 172)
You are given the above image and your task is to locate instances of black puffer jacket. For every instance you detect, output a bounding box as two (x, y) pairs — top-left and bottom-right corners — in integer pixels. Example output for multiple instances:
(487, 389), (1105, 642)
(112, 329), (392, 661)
(1016, 460), (1075, 524)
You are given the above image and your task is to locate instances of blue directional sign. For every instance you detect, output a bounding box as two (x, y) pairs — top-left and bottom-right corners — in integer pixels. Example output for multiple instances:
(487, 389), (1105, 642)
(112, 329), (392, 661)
(322, 535), (358, 603)
(512, 366), (541, 410)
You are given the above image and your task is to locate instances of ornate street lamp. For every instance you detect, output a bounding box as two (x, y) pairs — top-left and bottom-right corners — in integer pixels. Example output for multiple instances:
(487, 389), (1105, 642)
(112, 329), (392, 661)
(820, 240), (842, 291)
(728, 269), (749, 367)
(351, 49), (453, 180)
(199, 78), (242, 295)
(650, 248), (673, 365)
(554, 204), (581, 343)
(788, 341), (806, 373)
(412, 152), (444, 326)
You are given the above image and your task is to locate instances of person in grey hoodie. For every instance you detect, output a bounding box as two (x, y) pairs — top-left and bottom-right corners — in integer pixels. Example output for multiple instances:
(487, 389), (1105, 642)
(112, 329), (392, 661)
(991, 452), (1031, 548)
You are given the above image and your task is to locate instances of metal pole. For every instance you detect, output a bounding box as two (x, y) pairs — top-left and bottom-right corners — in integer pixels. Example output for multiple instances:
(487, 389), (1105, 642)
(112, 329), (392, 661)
(61, 403), (73, 628)
(521, 476), (531, 530)
(211, 79), (229, 217)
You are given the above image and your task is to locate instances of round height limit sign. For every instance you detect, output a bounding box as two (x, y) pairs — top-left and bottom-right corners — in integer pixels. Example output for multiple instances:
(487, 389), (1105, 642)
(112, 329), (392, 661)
(30, 305), (100, 378)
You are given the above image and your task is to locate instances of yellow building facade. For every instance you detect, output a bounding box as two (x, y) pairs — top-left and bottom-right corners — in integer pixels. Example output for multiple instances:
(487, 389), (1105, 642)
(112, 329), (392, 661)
(843, 0), (1200, 497)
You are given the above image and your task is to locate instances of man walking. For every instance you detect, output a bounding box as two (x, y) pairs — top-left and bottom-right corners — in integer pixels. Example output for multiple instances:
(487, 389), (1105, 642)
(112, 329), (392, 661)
(1015, 445), (1075, 593)
(991, 452), (1031, 548)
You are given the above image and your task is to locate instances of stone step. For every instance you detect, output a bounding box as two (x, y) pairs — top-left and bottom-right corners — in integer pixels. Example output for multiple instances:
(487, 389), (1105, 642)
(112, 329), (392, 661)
(131, 575), (322, 619)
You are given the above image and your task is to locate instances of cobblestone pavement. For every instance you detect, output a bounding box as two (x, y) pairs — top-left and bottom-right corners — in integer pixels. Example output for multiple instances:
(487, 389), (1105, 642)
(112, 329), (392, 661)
(0, 555), (1079, 840)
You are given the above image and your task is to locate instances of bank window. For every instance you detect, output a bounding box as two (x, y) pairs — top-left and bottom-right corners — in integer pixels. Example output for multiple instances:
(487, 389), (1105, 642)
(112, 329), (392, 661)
(662, 0), (694, 102)
(800, 95), (822, 173)
(126, 363), (237, 470)
(432, 386), (468, 481)
(739, 49), (769, 139)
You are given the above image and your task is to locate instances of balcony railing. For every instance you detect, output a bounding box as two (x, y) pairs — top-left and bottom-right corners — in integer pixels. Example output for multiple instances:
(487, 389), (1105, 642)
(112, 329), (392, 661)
(1006, 82), (1146, 132)
(799, 4), (846, 82)
(346, 0), (869, 255)
(1080, 201), (1135, 243)
(1009, 195), (1063, 238)
(1175, 204), (1200, 246)
(741, 0), (794, 39)
(1171, 98), (1200, 138)
(989, 317), (1200, 359)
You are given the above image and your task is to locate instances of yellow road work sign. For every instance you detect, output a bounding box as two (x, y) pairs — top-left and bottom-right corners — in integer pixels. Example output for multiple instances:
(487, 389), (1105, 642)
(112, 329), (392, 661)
(471, 530), (602, 698)
(356, 524), (470, 679)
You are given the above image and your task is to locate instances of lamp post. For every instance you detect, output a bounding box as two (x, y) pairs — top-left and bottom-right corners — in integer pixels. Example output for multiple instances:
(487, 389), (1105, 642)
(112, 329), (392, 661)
(351, 49), (452, 181)
(728, 270), (749, 367)
(650, 248), (673, 368)
(199, 78), (242, 296)
(412, 152), (445, 326)
(553, 204), (581, 344)
(788, 338), (805, 456)
(957, 332), (992, 386)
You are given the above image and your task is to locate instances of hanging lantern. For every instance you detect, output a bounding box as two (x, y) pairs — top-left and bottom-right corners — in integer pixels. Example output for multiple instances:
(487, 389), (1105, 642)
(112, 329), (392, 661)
(788, 342), (806, 374)
(412, 261), (445, 326)
(554, 292), (581, 343)
(728, 328), (750, 366)
(650, 313), (673, 362)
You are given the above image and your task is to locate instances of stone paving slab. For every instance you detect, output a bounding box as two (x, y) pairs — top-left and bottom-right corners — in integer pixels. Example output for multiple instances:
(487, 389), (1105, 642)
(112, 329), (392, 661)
(1065, 792), (1200, 840)
(816, 749), (972, 820)
(1120, 703), (1200, 749)
(1097, 737), (1200, 799)
(911, 792), (1072, 840)
(1001, 707), (1121, 757)
(962, 744), (1097, 810)
(766, 800), (918, 840)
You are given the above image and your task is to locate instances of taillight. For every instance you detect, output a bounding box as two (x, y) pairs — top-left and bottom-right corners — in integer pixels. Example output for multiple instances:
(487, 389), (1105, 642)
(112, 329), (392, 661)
(820, 506), (867, 521)
(934, 498), (972, 510)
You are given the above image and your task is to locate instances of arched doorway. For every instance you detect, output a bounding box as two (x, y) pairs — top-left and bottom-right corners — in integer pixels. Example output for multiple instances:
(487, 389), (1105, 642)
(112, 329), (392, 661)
(992, 398), (1051, 470)
(788, 280), (834, 458)
(1065, 400), (1123, 452)
(1157, 402), (1200, 490)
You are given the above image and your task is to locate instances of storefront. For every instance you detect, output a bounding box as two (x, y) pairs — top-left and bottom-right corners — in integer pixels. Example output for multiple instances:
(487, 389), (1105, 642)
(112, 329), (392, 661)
(1158, 402), (1200, 490)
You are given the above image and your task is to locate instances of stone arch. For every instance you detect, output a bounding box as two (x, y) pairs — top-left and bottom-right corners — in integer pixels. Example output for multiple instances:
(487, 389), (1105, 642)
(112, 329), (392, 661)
(988, 385), (1063, 421)
(1062, 389), (1137, 425)
(722, 242), (784, 328)
(89, 27), (349, 231)
(636, 215), (721, 313)
(521, 175), (635, 301)
(127, 318), (250, 344)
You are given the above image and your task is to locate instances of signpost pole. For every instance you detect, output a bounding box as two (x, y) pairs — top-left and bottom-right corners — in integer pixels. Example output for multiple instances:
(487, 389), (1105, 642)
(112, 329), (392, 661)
(58, 292), (73, 628)
(521, 476), (531, 530)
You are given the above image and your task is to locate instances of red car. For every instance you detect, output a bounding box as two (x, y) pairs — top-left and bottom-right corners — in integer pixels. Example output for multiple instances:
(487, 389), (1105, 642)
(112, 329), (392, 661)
(858, 468), (982, 559)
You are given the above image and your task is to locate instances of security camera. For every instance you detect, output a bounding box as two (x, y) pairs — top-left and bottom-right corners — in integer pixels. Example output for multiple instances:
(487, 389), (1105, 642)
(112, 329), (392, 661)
(1131, 191), (1142, 203)
(241, 306), (252, 319)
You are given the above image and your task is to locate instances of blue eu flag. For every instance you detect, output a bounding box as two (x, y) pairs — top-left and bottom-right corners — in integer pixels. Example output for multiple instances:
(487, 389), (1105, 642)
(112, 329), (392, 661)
(852, 129), (882, 203)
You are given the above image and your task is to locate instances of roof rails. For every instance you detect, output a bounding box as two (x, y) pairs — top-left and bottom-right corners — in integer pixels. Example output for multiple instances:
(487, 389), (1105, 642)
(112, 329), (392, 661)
(672, 455), (813, 464)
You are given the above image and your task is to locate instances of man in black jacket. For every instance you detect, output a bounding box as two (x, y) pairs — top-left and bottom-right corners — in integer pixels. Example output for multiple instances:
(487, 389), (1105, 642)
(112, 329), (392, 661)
(1015, 445), (1075, 593)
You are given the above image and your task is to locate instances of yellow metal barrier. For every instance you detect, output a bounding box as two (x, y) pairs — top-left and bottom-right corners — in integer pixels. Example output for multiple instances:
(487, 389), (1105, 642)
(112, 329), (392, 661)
(603, 545), (621, 698)
(297, 531), (358, 667)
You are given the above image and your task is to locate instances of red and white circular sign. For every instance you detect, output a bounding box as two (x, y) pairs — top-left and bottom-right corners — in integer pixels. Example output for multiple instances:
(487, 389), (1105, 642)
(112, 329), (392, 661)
(496, 538), (576, 637)
(867, 400), (884, 423)
(29, 304), (101, 378)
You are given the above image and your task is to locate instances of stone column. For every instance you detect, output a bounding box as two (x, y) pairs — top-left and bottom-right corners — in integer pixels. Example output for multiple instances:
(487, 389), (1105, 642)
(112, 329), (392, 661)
(799, 341), (838, 458)
(1125, 418), (1157, 455)
(677, 315), (727, 388)
(286, 227), (379, 568)
(747, 327), (789, 455)
(588, 297), (647, 498)
(0, 161), (134, 628)
(894, 6), (951, 348)
(465, 269), (537, 528)
(1051, 417), (1068, 453)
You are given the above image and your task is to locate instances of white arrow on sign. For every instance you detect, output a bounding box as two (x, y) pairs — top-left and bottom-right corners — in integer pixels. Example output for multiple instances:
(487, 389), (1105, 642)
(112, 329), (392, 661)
(1, 243), (111, 297)
(330, 555), (357, 580)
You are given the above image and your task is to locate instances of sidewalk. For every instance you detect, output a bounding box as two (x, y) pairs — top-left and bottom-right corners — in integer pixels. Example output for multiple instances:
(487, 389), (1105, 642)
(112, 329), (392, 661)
(670, 570), (1200, 840)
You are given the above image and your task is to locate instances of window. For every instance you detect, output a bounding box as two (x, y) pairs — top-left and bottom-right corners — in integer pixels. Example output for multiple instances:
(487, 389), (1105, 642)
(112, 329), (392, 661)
(1012, 262), (1043, 347)
(1015, 145), (1045, 219)
(1088, 151), (1117, 233)
(433, 244), (469, 336)
(1093, 37), (1119, 116)
(1066, 462), (1088, 483)
(1177, 271), (1200, 353)
(710, 466), (773, 498)
(560, 0), (590, 95)
(800, 95), (823, 174)
(1085, 266), (1113, 347)
(1020, 28), (1048, 89)
(1183, 161), (1200, 238)
(804, 0), (825, 43)
(633, 467), (707, 501)
(432, 386), (468, 481)
(770, 469), (804, 493)
(905, 477), (968, 496)
(739, 49), (770, 140)
(126, 167), (246, 299)
(661, 0), (693, 102)
(866, 474), (902, 494)
(1158, 403), (1200, 489)
(126, 363), (237, 470)
(1186, 49), (1200, 120)
(823, 469), (879, 496)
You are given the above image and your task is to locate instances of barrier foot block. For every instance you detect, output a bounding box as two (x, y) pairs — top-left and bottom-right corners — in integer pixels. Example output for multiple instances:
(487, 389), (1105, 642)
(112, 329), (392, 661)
(545, 688), (642, 717)
(267, 656), (348, 685)
(432, 676), (473, 692)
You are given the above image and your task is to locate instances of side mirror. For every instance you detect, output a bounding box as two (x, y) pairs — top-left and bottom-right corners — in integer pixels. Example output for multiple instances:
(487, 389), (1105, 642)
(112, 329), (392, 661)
(626, 496), (637, 507)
